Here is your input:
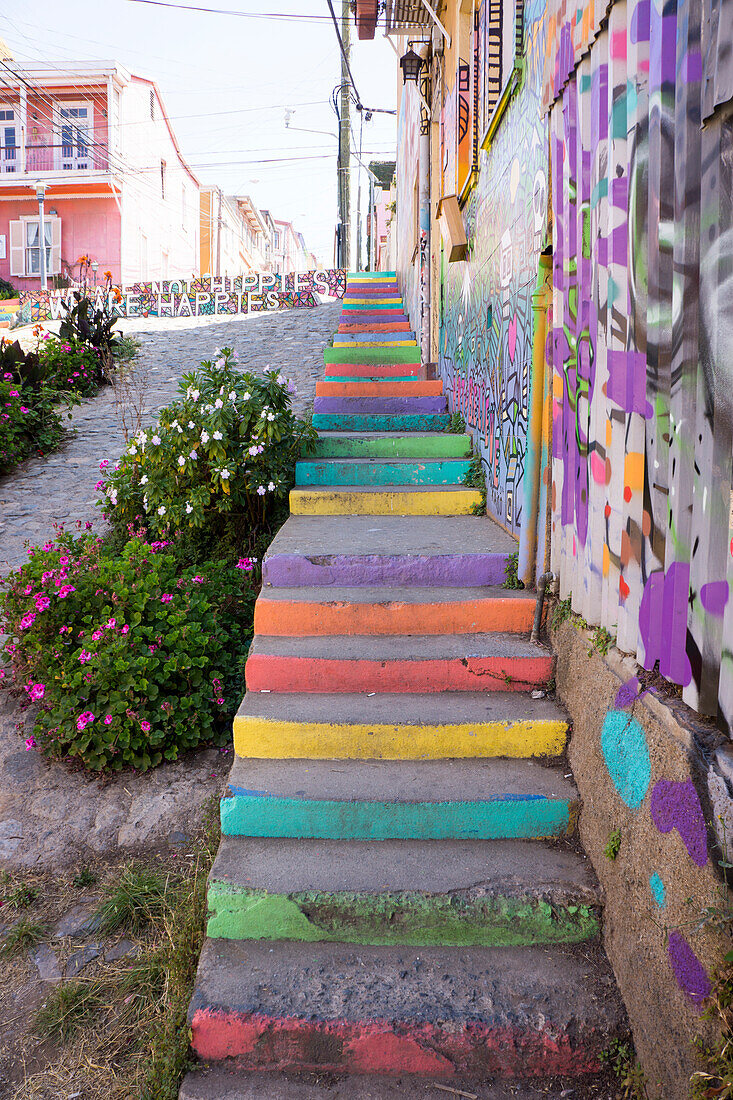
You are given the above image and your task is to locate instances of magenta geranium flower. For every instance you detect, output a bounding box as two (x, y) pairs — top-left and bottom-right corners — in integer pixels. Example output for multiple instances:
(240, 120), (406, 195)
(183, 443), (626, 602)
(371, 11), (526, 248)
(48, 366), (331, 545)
(57, 585), (76, 598)
(25, 736), (36, 751)
(160, 594), (173, 603)
(28, 683), (45, 701)
(140, 720), (151, 733)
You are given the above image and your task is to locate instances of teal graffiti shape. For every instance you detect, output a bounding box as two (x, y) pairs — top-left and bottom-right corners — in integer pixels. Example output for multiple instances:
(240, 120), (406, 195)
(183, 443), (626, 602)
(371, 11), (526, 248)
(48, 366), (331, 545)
(600, 710), (651, 809)
(649, 872), (666, 907)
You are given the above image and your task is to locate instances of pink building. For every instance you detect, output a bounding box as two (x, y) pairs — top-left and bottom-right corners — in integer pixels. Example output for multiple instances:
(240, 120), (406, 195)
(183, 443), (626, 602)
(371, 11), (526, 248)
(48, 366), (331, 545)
(1, 62), (200, 290)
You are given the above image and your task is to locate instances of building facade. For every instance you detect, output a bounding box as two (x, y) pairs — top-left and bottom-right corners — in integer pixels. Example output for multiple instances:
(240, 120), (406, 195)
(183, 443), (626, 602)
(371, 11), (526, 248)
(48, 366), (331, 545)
(199, 189), (271, 276)
(0, 60), (199, 289)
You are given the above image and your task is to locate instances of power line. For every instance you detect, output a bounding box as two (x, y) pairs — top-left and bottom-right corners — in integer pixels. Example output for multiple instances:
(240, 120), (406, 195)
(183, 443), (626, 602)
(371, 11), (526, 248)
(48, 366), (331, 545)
(124, 0), (335, 20)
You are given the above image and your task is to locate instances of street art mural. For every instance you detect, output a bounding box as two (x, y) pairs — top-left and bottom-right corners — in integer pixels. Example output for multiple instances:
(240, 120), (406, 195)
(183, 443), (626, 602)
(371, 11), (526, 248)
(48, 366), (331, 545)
(439, 0), (547, 534)
(546, 0), (733, 737)
(19, 270), (346, 323)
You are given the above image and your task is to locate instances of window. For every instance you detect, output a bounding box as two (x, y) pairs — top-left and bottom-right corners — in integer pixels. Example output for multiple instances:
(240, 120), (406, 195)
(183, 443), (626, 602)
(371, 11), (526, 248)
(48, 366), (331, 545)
(150, 89), (155, 120)
(55, 102), (92, 170)
(9, 217), (61, 277)
(0, 107), (17, 173)
(160, 159), (166, 200)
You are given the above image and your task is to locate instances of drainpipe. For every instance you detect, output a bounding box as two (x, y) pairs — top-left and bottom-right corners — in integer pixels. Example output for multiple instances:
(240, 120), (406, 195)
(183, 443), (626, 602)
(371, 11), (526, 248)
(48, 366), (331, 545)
(417, 50), (431, 363)
(531, 571), (556, 643)
(518, 252), (552, 586)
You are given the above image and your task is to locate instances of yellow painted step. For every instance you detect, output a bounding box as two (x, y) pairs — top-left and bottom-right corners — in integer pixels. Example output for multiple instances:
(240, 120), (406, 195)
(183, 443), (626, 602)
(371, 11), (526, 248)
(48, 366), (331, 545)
(289, 487), (484, 516)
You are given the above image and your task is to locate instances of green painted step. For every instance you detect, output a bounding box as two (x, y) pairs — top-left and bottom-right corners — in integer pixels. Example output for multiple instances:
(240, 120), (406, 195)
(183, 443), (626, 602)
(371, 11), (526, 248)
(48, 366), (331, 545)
(206, 836), (601, 947)
(324, 346), (421, 365)
(306, 433), (472, 458)
(295, 457), (472, 487)
(313, 413), (450, 432)
(221, 758), (579, 841)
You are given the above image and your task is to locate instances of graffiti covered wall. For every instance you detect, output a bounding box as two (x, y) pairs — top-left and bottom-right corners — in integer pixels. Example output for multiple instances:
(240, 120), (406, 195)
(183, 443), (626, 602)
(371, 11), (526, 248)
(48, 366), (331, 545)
(438, 0), (548, 535)
(546, 0), (733, 735)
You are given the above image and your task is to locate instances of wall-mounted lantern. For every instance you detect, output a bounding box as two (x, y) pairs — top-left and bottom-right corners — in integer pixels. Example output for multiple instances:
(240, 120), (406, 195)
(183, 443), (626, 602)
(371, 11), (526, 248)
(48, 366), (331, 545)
(399, 48), (423, 84)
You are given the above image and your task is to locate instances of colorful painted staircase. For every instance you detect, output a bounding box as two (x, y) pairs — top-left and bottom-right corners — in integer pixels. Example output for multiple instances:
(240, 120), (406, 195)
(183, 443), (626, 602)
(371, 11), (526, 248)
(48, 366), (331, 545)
(181, 272), (627, 1098)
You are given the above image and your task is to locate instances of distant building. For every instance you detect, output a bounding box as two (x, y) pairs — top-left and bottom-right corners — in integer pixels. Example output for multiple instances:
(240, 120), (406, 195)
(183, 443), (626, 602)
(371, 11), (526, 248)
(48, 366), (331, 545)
(199, 189), (271, 275)
(0, 57), (200, 289)
(368, 160), (395, 272)
(270, 217), (313, 274)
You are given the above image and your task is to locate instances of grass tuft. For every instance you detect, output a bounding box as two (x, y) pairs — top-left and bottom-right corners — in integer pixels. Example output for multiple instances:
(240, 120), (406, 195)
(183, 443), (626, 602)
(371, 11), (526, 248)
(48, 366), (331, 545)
(1, 917), (47, 958)
(91, 867), (171, 936)
(35, 979), (105, 1043)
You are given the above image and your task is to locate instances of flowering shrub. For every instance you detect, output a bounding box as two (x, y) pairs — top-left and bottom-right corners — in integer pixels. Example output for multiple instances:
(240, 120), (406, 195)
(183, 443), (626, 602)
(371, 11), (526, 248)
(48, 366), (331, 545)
(98, 347), (316, 545)
(39, 336), (106, 396)
(0, 367), (75, 475)
(0, 529), (257, 771)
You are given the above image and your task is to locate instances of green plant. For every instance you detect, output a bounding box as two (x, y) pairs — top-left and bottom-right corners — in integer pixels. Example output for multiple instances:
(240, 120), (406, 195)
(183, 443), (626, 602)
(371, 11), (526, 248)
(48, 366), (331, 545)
(3, 881), (38, 909)
(447, 410), (466, 433)
(463, 451), (487, 515)
(0, 917), (47, 958)
(38, 335), (106, 396)
(59, 290), (121, 371)
(93, 866), (171, 935)
(600, 1038), (647, 1098)
(114, 333), (141, 364)
(0, 277), (16, 301)
(35, 979), (105, 1043)
(99, 347), (316, 551)
(0, 338), (78, 474)
(551, 596), (574, 629)
(72, 868), (98, 888)
(502, 551), (524, 590)
(591, 626), (614, 656)
(604, 828), (622, 861)
(0, 527), (257, 771)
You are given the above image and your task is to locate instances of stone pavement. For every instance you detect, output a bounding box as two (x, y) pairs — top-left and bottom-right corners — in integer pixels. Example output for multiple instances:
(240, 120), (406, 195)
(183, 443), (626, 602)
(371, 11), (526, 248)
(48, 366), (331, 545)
(0, 301), (340, 870)
(0, 301), (340, 575)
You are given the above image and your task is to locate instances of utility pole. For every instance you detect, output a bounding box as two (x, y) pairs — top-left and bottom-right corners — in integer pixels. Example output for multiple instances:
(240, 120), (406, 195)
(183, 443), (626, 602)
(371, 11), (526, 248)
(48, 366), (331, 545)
(339, 0), (351, 270)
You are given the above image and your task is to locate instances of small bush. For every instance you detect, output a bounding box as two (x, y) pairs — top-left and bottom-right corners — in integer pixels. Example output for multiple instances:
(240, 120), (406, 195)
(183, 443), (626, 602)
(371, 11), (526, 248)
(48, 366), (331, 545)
(502, 551), (524, 590)
(93, 867), (171, 935)
(0, 277), (16, 301)
(0, 338), (78, 474)
(99, 347), (316, 550)
(0, 528), (257, 771)
(38, 336), (106, 396)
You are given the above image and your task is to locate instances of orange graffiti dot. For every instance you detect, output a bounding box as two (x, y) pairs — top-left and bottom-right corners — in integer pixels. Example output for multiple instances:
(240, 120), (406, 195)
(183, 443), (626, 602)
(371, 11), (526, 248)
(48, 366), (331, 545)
(619, 576), (630, 600)
(623, 486), (632, 503)
(604, 503), (611, 518)
(642, 510), (652, 537)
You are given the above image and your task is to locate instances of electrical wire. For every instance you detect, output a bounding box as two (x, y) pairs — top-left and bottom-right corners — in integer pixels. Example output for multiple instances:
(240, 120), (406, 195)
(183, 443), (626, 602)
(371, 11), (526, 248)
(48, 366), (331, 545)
(124, 0), (335, 21)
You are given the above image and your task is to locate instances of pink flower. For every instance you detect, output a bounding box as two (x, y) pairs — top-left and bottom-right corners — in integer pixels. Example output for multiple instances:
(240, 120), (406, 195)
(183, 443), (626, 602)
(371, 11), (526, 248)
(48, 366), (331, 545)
(191, 575), (204, 583)
(20, 406), (29, 413)
(59, 556), (69, 566)
(121, 624), (130, 635)
(28, 683), (45, 701)
(160, 594), (173, 603)
(99, 459), (109, 470)
(76, 711), (95, 731)
(92, 630), (102, 641)
(41, 570), (55, 583)
(19, 612), (36, 630)
(104, 618), (116, 629)
(148, 644), (158, 654)
(23, 584), (33, 596)
(140, 720), (151, 733)
(103, 714), (113, 725)
(217, 696), (224, 705)
(236, 557), (255, 571)
(25, 736), (36, 751)
(79, 650), (92, 663)
(57, 585), (76, 598)
(95, 480), (105, 491)
(35, 595), (51, 612)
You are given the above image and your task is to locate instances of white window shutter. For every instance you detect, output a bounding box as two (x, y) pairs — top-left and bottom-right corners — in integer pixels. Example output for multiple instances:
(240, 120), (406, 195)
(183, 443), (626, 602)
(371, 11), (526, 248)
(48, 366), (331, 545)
(9, 219), (24, 276)
(49, 217), (61, 275)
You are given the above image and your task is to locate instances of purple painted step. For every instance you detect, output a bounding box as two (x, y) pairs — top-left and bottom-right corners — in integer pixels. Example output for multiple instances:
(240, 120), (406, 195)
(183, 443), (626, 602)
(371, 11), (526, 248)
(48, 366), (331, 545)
(313, 396), (448, 415)
(263, 552), (510, 588)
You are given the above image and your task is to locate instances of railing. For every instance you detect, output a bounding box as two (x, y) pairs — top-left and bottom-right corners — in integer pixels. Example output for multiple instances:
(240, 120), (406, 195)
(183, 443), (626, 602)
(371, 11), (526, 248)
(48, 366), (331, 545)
(0, 141), (110, 174)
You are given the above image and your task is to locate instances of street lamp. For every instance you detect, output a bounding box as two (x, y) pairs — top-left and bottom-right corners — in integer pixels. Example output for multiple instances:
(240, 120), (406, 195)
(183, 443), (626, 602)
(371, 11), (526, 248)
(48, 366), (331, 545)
(399, 48), (423, 84)
(91, 260), (99, 287)
(35, 182), (47, 291)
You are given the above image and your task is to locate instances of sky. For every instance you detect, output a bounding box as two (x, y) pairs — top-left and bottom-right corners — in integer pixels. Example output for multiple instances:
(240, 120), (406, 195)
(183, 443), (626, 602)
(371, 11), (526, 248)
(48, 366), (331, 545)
(0, 0), (399, 265)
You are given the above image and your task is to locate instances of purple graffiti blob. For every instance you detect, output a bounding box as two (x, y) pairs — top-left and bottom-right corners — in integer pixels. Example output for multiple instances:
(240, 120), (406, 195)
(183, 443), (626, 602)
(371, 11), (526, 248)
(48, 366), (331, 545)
(700, 580), (729, 618)
(614, 676), (647, 708)
(638, 563), (692, 686)
(650, 779), (708, 867)
(667, 932), (712, 1009)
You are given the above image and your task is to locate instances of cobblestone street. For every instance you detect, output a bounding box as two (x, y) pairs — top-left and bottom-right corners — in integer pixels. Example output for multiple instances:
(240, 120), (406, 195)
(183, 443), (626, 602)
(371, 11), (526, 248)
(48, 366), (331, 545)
(0, 300), (340, 575)
(0, 301), (339, 872)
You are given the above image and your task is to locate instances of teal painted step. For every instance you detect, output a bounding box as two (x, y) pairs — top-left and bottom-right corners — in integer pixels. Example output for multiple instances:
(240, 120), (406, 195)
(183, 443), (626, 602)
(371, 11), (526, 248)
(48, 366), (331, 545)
(313, 413), (450, 432)
(326, 375), (419, 382)
(341, 303), (404, 311)
(324, 347), (421, 365)
(307, 433), (472, 458)
(221, 791), (574, 841)
(295, 457), (472, 487)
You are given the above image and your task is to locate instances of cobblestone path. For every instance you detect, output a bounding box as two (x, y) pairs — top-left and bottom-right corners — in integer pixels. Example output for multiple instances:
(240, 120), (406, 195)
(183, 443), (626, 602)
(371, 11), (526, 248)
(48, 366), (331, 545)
(0, 301), (340, 575)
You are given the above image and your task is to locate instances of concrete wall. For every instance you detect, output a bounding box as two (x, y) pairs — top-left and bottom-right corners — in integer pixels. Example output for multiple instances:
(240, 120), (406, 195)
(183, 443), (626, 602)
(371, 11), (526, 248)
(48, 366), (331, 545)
(551, 617), (733, 1098)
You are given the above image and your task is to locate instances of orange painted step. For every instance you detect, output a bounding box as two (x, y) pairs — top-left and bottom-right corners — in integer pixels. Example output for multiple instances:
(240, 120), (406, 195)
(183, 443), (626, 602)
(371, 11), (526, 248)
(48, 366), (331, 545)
(254, 587), (537, 637)
(325, 363), (425, 378)
(316, 380), (443, 398)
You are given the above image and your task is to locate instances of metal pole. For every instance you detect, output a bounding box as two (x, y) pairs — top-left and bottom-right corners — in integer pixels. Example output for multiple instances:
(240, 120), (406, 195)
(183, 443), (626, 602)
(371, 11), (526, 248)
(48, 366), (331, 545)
(37, 184), (47, 290)
(355, 110), (363, 271)
(340, 0), (351, 270)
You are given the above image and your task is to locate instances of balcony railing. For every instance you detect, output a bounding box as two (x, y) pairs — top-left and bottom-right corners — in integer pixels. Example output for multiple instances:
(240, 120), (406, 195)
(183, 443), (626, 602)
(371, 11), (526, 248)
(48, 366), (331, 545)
(0, 140), (110, 175)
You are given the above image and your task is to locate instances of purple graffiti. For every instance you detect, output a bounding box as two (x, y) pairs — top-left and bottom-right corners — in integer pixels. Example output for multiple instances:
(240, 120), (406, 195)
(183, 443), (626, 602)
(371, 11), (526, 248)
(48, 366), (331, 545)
(614, 676), (648, 708)
(667, 932), (712, 1008)
(700, 579), (729, 617)
(650, 778), (708, 867)
(638, 562), (692, 685)
(607, 350), (654, 417)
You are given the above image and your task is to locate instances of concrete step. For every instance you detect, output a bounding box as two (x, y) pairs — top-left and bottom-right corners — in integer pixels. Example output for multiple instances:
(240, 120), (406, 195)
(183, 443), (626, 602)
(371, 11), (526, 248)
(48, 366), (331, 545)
(262, 515), (514, 588)
(180, 1069), (618, 1099)
(338, 321), (412, 331)
(187, 939), (627, 1076)
(232, 689), (569, 759)
(206, 834), (601, 946)
(313, 397), (447, 416)
(245, 632), (553, 693)
(254, 585), (536, 636)
(295, 457), (470, 487)
(290, 485), (482, 516)
(324, 346), (421, 365)
(221, 757), (578, 840)
(313, 413), (451, 432)
(315, 380), (442, 397)
(324, 362), (422, 377)
(306, 434), (471, 458)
